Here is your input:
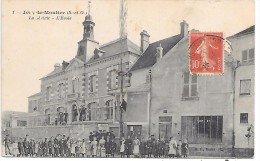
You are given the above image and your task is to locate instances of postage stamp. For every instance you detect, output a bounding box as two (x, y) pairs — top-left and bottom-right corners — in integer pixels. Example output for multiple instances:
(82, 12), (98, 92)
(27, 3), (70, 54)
(189, 32), (224, 74)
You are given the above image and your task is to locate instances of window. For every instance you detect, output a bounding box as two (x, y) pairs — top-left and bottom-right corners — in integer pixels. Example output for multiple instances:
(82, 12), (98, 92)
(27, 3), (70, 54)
(89, 75), (97, 93)
(58, 83), (64, 98)
(183, 72), (198, 98)
(72, 77), (79, 94)
(242, 48), (254, 64)
(105, 100), (114, 120)
(181, 116), (223, 143)
(108, 70), (117, 90)
(46, 86), (51, 101)
(240, 113), (248, 123)
(159, 116), (172, 140)
(17, 120), (27, 127)
(240, 79), (251, 95)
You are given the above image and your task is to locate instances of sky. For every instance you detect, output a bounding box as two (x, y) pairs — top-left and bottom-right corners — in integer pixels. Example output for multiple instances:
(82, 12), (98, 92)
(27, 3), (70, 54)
(2, 0), (255, 112)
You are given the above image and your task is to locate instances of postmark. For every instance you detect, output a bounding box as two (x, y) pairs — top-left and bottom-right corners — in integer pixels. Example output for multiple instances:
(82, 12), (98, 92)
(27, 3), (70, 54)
(189, 32), (224, 74)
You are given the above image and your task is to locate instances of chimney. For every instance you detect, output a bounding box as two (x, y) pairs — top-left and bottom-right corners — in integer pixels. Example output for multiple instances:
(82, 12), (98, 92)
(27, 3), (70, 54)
(180, 20), (189, 37)
(156, 44), (163, 62)
(54, 63), (61, 70)
(140, 30), (150, 53)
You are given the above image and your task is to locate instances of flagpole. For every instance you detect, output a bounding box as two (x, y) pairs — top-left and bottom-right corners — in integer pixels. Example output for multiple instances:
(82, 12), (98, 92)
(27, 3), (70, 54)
(119, 35), (123, 140)
(119, 0), (127, 141)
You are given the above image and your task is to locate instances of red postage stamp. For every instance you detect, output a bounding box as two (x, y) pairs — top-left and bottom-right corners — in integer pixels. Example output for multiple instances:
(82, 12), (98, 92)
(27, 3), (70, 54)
(189, 32), (224, 74)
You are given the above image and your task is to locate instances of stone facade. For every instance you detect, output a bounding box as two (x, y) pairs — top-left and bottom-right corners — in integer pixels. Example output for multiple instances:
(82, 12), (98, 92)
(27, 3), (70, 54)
(25, 12), (141, 138)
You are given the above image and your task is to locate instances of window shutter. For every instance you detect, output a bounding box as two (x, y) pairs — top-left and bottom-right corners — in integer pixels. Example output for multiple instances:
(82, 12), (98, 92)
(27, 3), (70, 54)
(249, 48), (254, 63)
(242, 50), (248, 63)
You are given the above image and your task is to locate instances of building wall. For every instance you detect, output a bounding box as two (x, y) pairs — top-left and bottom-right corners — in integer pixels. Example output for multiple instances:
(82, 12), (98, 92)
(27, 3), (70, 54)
(40, 60), (85, 124)
(229, 33), (255, 150)
(150, 36), (234, 156)
(28, 94), (41, 113)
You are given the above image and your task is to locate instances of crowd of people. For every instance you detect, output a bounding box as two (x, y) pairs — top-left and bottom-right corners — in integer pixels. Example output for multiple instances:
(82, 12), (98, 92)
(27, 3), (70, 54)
(3, 131), (189, 158)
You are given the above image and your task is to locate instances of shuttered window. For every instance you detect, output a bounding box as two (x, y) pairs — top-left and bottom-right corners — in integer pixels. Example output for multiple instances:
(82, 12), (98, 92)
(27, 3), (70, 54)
(242, 48), (254, 64)
(183, 72), (198, 98)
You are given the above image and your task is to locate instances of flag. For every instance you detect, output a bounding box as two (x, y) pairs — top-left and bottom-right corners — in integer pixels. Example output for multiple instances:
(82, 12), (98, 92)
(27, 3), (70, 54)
(119, 0), (127, 38)
(120, 99), (127, 111)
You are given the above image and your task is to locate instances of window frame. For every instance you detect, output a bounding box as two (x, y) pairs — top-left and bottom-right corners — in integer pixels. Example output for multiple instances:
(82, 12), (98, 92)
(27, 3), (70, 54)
(89, 75), (97, 93)
(108, 70), (117, 90)
(181, 115), (223, 144)
(240, 79), (251, 96)
(46, 86), (51, 101)
(241, 48), (255, 65)
(182, 72), (198, 99)
(240, 113), (249, 123)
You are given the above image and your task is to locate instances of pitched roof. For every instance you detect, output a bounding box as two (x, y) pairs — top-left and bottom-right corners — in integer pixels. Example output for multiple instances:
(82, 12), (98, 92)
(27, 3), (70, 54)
(87, 37), (141, 64)
(28, 92), (41, 98)
(130, 34), (183, 71)
(229, 25), (255, 38)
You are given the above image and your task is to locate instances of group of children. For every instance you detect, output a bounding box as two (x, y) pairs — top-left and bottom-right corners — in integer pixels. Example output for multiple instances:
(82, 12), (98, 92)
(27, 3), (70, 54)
(4, 133), (189, 158)
(119, 135), (189, 158)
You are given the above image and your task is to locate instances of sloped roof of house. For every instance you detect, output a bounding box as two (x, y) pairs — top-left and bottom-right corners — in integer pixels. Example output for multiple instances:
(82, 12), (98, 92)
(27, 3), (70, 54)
(40, 37), (140, 79)
(87, 36), (141, 64)
(130, 34), (183, 71)
(28, 92), (41, 98)
(228, 25), (255, 38)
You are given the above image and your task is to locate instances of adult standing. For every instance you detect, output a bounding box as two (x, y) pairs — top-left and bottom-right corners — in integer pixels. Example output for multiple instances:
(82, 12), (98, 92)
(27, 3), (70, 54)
(43, 138), (49, 157)
(3, 134), (11, 155)
(139, 137), (146, 158)
(146, 137), (153, 158)
(89, 132), (93, 142)
(35, 140), (39, 157)
(158, 137), (165, 158)
(109, 138), (116, 158)
(12, 140), (19, 157)
(81, 139), (86, 157)
(48, 137), (55, 157)
(120, 137), (126, 158)
(133, 136), (140, 157)
(30, 139), (36, 157)
(105, 138), (111, 157)
(23, 134), (30, 156)
(91, 137), (98, 157)
(168, 137), (177, 158)
(18, 137), (24, 157)
(125, 135), (133, 158)
(54, 136), (60, 157)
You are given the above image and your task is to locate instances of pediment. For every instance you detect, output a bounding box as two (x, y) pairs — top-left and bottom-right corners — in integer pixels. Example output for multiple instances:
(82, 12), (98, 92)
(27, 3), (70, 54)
(65, 57), (84, 71)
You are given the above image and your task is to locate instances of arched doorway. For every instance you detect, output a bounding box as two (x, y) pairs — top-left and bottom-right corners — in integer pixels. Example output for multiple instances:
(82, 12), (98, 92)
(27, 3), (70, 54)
(105, 100), (113, 120)
(57, 107), (65, 125)
(45, 108), (51, 125)
(72, 104), (78, 122)
(79, 105), (87, 121)
(87, 102), (98, 121)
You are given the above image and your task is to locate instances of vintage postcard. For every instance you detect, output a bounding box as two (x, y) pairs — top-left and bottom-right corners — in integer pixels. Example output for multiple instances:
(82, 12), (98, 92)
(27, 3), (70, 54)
(1, 0), (256, 160)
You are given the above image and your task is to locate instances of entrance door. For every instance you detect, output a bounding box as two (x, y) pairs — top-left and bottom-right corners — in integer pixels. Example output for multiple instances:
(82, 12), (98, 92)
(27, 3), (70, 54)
(159, 116), (172, 140)
(127, 125), (142, 139)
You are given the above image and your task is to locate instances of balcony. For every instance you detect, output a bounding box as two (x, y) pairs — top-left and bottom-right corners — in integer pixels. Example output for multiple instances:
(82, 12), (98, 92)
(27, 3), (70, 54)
(67, 93), (80, 101)
(27, 107), (114, 127)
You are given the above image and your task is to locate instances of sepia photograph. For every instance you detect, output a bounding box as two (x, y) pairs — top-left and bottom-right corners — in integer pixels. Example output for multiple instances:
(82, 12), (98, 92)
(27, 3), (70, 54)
(1, 0), (257, 160)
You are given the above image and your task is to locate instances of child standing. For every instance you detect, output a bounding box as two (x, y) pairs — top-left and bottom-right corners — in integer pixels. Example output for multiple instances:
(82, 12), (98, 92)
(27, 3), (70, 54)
(12, 140), (19, 157)
(181, 139), (189, 158)
(176, 140), (182, 158)
(100, 144), (106, 157)
(85, 141), (91, 157)
(70, 140), (76, 157)
(120, 137), (126, 158)
(96, 143), (101, 157)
